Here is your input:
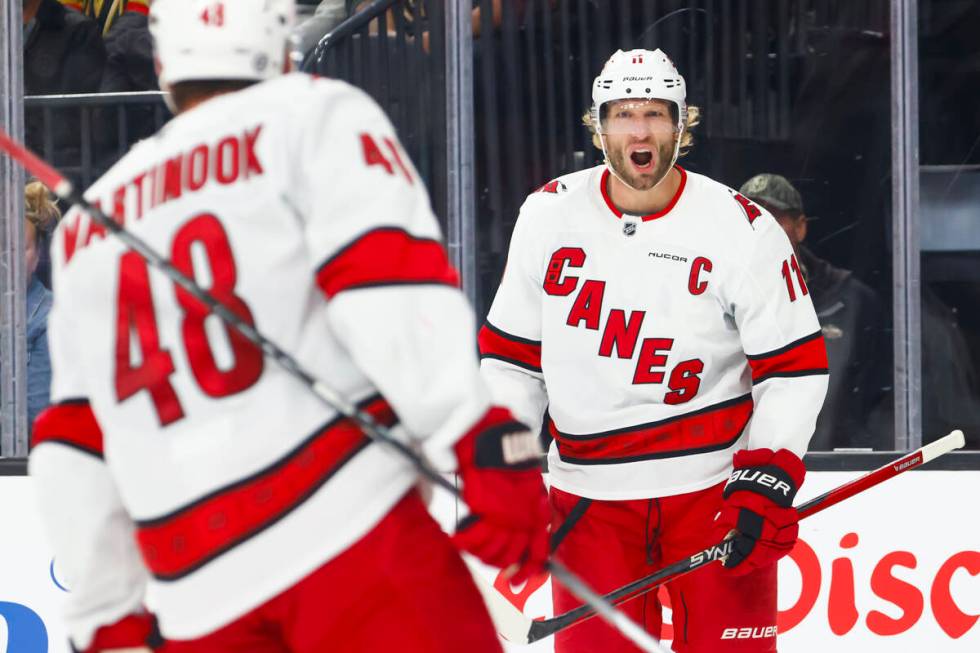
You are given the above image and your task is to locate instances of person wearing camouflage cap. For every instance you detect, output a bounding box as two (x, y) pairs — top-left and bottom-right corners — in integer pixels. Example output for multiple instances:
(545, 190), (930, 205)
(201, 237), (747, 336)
(740, 173), (804, 213)
(739, 173), (811, 260)
(740, 173), (887, 451)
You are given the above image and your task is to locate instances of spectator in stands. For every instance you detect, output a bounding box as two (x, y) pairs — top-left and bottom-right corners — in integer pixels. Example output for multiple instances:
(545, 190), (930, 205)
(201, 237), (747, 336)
(292, 0), (347, 62)
(740, 173), (888, 450)
(96, 0), (159, 171)
(24, 0), (106, 171)
(24, 181), (58, 431)
(23, 0), (105, 96)
(99, 0), (156, 93)
(344, 0), (511, 53)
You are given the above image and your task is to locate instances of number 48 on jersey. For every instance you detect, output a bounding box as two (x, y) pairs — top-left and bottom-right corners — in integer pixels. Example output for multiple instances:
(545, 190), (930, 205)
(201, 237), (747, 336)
(115, 213), (263, 426)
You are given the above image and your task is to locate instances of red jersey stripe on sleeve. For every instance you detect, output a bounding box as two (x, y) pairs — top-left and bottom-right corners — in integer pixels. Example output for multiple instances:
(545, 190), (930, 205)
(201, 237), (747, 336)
(746, 331), (829, 385)
(315, 227), (459, 298)
(478, 322), (542, 373)
(31, 400), (104, 458)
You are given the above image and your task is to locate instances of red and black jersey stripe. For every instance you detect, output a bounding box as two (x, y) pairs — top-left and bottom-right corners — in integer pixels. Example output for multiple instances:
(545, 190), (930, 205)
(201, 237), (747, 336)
(32, 399), (104, 458)
(746, 331), (829, 385)
(552, 394), (753, 464)
(478, 322), (542, 373)
(134, 396), (397, 581)
(315, 227), (459, 298)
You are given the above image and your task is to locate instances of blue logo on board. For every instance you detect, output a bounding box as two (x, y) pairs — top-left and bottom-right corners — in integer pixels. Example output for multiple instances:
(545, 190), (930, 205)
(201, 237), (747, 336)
(0, 602), (48, 653)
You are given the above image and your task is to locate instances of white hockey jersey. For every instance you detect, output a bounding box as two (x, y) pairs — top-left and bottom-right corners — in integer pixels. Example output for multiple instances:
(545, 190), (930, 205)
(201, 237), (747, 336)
(29, 73), (493, 647)
(480, 165), (829, 500)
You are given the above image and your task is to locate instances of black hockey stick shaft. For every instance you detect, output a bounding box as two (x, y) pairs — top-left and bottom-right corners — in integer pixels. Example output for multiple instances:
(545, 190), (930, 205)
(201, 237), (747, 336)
(0, 128), (667, 653)
(529, 430), (965, 641)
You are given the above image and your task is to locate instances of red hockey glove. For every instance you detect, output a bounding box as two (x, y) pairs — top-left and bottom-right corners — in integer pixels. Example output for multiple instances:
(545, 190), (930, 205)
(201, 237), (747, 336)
(452, 407), (550, 584)
(77, 612), (163, 653)
(713, 448), (805, 576)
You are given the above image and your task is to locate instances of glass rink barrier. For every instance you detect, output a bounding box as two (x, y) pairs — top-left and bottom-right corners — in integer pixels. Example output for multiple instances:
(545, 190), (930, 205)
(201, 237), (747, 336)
(0, 0), (978, 651)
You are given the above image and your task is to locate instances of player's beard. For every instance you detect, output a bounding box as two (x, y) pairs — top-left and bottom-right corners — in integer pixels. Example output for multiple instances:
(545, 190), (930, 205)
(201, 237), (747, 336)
(607, 138), (677, 191)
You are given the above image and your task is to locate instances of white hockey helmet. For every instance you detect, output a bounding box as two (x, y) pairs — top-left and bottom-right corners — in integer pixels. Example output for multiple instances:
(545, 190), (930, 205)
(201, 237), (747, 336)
(149, 0), (296, 89)
(591, 48), (687, 133)
(591, 49), (688, 191)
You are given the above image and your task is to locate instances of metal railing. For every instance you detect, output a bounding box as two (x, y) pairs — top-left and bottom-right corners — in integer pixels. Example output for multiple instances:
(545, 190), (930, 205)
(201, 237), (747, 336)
(304, 0), (451, 226)
(1, 0), (26, 458)
(24, 91), (170, 190)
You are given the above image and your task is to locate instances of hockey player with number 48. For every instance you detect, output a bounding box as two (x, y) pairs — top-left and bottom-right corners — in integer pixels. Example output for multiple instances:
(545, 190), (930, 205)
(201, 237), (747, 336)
(28, 1), (550, 652)
(479, 49), (829, 652)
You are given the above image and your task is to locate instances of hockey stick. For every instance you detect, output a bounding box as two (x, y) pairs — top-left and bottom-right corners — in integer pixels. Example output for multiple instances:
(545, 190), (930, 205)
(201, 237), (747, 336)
(0, 129), (666, 653)
(485, 430), (966, 644)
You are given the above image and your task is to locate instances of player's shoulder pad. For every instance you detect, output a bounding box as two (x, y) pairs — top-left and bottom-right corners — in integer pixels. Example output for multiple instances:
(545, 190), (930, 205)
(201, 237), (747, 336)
(293, 72), (376, 108)
(729, 189), (768, 228)
(521, 167), (594, 213)
(291, 74), (391, 136)
(532, 178), (568, 195)
(268, 71), (343, 93)
(247, 73), (372, 124)
(531, 167), (592, 197)
(689, 170), (779, 234)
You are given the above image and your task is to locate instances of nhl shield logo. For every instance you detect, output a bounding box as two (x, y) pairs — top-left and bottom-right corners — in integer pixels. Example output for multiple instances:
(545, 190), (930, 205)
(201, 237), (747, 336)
(623, 221), (637, 237)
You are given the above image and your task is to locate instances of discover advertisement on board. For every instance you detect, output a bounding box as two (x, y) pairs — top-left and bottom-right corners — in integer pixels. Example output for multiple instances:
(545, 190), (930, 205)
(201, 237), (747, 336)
(0, 471), (976, 652)
(442, 471), (980, 652)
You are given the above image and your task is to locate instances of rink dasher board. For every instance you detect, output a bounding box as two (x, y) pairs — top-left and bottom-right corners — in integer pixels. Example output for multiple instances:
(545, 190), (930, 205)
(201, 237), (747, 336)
(0, 471), (976, 652)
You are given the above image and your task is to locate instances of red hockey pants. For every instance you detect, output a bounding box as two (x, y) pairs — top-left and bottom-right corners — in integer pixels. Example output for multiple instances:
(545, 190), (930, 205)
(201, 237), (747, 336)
(550, 482), (778, 653)
(162, 490), (502, 653)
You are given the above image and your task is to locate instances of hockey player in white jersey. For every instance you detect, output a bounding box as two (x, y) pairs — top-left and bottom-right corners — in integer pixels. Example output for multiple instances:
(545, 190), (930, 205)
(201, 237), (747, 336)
(28, 1), (550, 651)
(479, 49), (829, 652)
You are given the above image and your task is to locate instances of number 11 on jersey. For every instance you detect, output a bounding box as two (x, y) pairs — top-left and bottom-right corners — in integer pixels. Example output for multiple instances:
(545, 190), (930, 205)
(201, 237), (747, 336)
(781, 254), (808, 302)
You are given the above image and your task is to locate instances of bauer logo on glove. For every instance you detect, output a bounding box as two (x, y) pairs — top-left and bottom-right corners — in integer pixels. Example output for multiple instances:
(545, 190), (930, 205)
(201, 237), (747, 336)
(724, 466), (798, 506)
(713, 448), (806, 574)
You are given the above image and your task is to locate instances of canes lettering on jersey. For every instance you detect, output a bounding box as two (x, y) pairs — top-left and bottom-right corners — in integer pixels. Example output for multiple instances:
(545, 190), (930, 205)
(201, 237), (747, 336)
(542, 245), (707, 399)
(543, 247), (585, 296)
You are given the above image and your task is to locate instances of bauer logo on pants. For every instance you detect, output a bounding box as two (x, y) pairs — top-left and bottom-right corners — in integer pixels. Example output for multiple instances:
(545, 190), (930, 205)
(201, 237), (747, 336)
(721, 626), (778, 640)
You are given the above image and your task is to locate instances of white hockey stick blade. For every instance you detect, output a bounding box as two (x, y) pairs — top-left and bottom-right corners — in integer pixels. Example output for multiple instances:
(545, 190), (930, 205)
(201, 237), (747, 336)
(463, 556), (534, 644)
(921, 429), (965, 463)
